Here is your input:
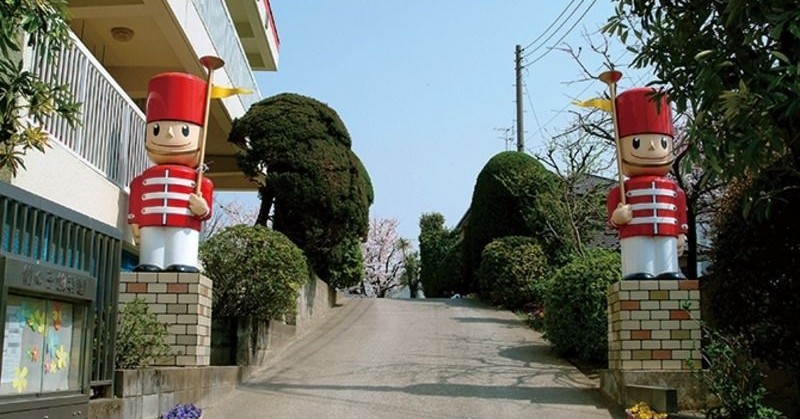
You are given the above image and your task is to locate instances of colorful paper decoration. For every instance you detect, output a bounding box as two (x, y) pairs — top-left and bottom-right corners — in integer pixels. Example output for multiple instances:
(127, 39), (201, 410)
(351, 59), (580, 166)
(27, 309), (46, 334)
(27, 346), (39, 362)
(12, 367), (28, 393)
(46, 331), (60, 356)
(16, 302), (30, 326)
(52, 303), (62, 331)
(55, 345), (67, 370)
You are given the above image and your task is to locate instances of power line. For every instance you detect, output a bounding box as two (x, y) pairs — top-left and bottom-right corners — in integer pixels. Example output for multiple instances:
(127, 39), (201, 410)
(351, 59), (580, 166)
(522, 0), (580, 51)
(523, 81), (543, 144)
(522, 0), (586, 60)
(524, 0), (599, 66)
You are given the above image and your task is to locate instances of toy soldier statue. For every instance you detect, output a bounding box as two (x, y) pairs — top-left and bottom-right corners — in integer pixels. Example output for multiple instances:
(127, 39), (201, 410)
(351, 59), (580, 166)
(128, 72), (214, 273)
(605, 85), (688, 280)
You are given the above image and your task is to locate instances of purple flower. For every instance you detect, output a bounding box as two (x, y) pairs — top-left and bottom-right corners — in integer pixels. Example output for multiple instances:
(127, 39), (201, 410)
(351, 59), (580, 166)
(161, 403), (202, 419)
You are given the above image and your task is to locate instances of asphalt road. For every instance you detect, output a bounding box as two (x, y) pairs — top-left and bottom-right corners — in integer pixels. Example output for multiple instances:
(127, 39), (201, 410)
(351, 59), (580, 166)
(205, 298), (622, 419)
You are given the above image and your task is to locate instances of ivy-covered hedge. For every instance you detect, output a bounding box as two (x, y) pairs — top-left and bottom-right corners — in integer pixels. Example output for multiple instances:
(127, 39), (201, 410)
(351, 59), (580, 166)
(200, 225), (308, 320)
(464, 151), (562, 290)
(477, 236), (549, 310)
(543, 249), (620, 363)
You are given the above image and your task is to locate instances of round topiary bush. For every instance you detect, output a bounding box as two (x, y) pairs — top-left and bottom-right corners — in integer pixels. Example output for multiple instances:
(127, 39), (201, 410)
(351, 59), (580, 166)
(543, 249), (620, 363)
(477, 236), (549, 310)
(200, 225), (308, 320)
(464, 151), (564, 290)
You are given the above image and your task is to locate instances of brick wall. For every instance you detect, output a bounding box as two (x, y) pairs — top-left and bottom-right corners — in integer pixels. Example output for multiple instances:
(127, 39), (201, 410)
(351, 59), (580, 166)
(119, 272), (212, 366)
(607, 280), (701, 370)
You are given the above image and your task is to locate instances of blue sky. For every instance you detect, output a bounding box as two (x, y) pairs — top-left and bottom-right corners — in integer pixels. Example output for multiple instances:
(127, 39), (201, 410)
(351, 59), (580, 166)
(224, 0), (650, 241)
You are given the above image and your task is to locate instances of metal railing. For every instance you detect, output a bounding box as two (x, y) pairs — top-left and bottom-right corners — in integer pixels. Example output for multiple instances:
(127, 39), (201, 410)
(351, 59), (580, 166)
(0, 182), (121, 394)
(191, 0), (261, 110)
(26, 32), (150, 190)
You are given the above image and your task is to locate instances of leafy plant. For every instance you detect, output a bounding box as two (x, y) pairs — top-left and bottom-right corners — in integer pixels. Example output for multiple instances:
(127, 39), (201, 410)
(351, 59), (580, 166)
(477, 236), (549, 310)
(115, 298), (170, 369)
(161, 403), (202, 419)
(696, 329), (785, 419)
(0, 0), (80, 176)
(200, 225), (308, 319)
(543, 249), (620, 363)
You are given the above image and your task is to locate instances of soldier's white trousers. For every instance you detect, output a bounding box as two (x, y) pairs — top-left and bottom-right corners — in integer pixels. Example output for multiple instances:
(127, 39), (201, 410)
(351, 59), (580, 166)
(620, 236), (679, 277)
(139, 227), (199, 269)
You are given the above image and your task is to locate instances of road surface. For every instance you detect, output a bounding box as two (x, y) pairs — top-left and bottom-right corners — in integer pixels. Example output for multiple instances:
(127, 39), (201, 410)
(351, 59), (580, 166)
(205, 298), (621, 419)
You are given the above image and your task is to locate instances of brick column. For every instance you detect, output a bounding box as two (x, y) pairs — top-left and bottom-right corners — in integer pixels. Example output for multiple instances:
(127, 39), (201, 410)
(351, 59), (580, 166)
(602, 279), (704, 410)
(608, 279), (701, 370)
(119, 272), (212, 366)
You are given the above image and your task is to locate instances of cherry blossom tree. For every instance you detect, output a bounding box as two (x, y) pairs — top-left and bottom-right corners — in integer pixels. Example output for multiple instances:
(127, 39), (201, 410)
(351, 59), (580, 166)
(359, 217), (411, 298)
(201, 200), (259, 241)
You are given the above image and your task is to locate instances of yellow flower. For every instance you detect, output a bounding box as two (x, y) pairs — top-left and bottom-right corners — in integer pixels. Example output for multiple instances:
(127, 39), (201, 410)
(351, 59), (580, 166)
(627, 402), (668, 419)
(12, 367), (28, 393)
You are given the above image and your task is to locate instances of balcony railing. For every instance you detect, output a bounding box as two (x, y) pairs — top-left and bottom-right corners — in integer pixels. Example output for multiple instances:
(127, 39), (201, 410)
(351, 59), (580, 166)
(26, 32), (150, 190)
(191, 0), (261, 110)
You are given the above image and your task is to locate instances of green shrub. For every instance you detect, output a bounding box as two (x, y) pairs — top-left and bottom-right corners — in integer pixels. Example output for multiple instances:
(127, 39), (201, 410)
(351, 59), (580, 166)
(115, 299), (170, 369)
(464, 151), (565, 289)
(697, 329), (785, 419)
(326, 237), (364, 290)
(418, 213), (458, 298)
(200, 225), (308, 320)
(543, 249), (620, 363)
(477, 236), (549, 310)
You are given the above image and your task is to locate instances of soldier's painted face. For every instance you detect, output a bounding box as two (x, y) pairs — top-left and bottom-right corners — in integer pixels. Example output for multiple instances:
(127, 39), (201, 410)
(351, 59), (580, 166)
(619, 132), (674, 177)
(145, 120), (202, 166)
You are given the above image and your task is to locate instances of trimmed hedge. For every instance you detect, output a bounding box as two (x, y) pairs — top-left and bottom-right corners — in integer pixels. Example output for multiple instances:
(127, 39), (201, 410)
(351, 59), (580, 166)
(477, 236), (549, 310)
(464, 151), (562, 290)
(543, 249), (620, 363)
(200, 225), (308, 320)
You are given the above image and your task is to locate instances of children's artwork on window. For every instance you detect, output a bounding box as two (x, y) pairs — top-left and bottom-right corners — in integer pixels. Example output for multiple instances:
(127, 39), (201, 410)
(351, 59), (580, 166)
(1, 295), (82, 395)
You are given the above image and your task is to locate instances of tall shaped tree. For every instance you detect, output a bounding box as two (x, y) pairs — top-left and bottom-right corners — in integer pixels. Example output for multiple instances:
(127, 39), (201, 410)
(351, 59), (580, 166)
(230, 93), (373, 288)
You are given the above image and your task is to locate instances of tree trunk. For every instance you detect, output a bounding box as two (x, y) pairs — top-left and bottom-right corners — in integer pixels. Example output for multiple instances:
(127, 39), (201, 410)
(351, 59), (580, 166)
(256, 183), (275, 226)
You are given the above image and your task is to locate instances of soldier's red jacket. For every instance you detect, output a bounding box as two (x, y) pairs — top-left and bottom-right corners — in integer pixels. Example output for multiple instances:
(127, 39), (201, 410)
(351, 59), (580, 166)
(607, 175), (688, 239)
(128, 164), (213, 231)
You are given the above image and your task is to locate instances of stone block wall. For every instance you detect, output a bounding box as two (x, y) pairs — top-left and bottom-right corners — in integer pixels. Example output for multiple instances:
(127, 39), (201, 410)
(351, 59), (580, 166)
(119, 272), (212, 366)
(607, 279), (701, 370)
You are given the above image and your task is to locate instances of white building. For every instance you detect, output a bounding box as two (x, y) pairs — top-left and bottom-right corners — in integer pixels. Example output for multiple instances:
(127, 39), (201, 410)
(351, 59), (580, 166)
(0, 0), (278, 400)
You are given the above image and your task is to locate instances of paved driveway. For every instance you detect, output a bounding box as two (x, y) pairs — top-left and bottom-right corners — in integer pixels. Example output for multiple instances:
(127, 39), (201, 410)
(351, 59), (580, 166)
(205, 298), (622, 419)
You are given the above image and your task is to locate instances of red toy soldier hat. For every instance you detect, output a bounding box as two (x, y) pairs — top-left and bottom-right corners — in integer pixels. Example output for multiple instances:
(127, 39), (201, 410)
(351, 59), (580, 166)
(146, 72), (207, 125)
(616, 87), (673, 137)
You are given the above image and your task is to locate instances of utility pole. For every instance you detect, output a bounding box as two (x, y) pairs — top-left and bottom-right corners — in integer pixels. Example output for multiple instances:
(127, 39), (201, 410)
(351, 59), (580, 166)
(515, 44), (524, 153)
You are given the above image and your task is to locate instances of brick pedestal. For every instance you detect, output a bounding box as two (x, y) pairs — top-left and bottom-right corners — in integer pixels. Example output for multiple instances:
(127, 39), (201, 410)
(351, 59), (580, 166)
(601, 279), (704, 410)
(119, 272), (212, 366)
